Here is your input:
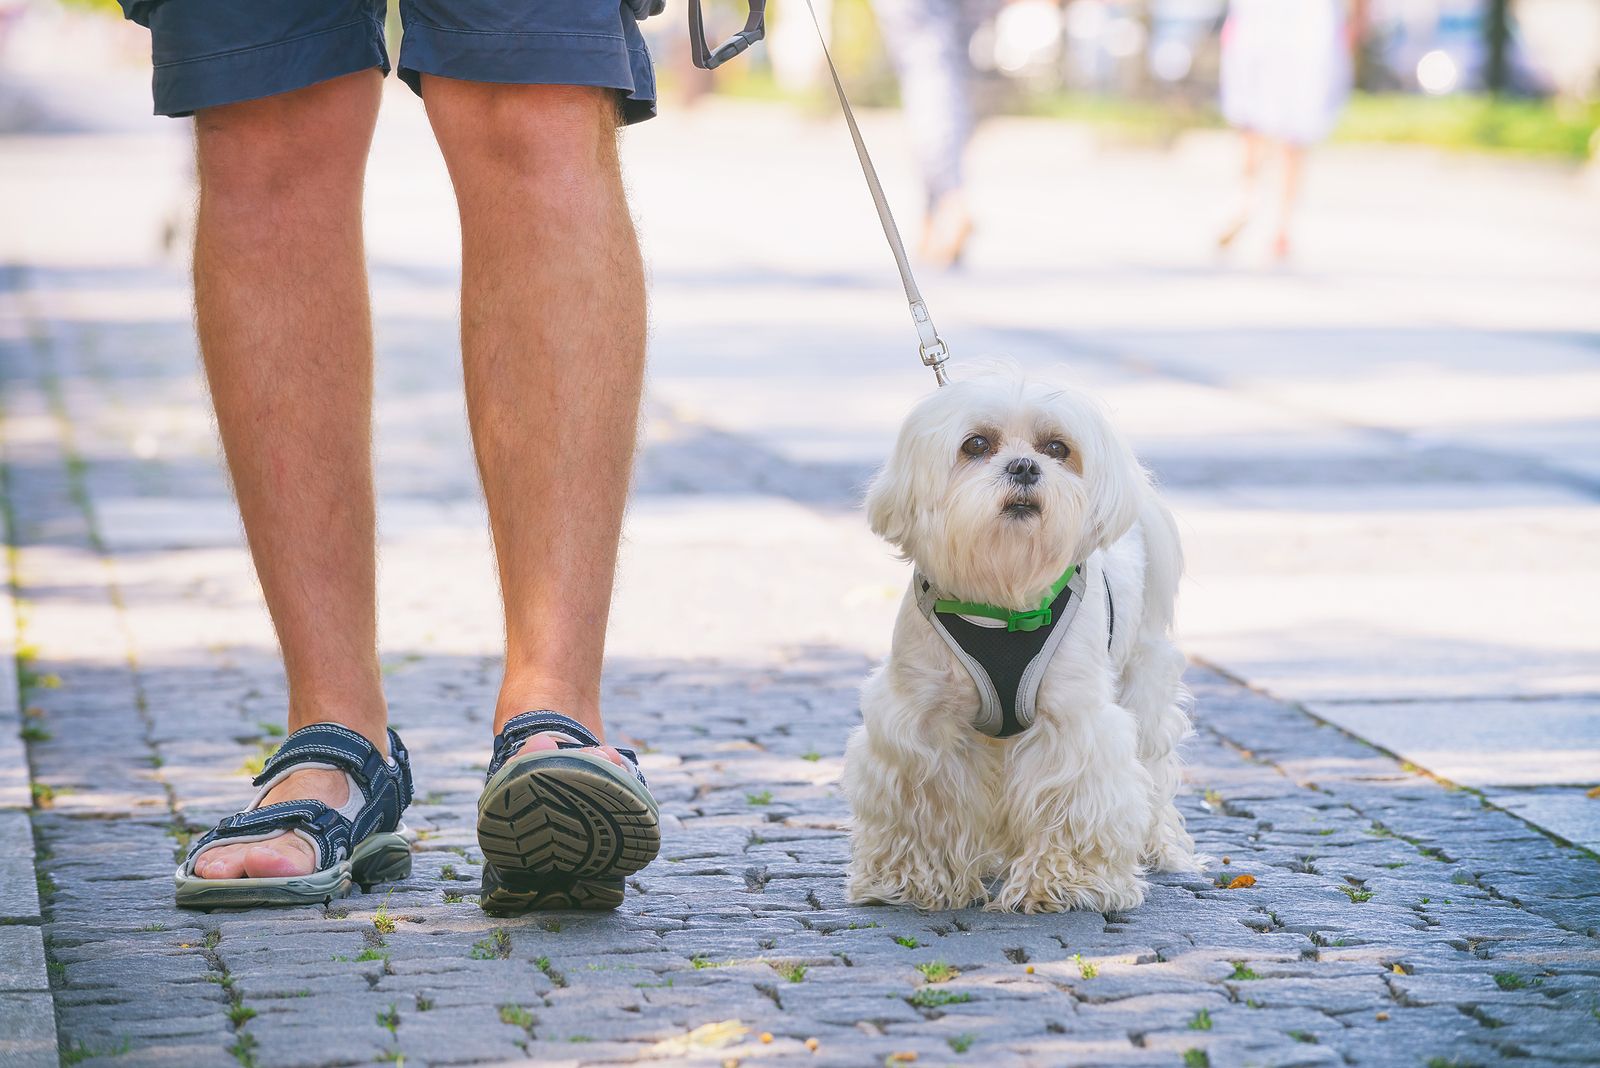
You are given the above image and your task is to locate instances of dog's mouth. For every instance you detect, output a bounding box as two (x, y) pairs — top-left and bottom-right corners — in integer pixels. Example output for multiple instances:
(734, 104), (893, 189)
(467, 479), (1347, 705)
(1001, 497), (1042, 520)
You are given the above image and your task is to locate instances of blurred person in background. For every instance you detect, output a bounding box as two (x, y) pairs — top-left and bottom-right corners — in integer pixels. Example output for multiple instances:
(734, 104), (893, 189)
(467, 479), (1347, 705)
(1216, 0), (1358, 261)
(872, 0), (993, 267)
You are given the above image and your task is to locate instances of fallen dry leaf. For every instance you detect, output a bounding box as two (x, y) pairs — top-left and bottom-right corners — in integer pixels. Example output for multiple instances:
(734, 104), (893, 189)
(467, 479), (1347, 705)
(651, 1020), (749, 1056)
(1392, 964), (1406, 975)
(1586, 785), (1600, 799)
(1224, 873), (1256, 889)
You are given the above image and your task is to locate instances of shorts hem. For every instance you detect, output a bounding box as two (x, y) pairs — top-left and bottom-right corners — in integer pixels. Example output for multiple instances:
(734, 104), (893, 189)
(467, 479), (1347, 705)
(151, 17), (389, 117)
(396, 23), (656, 126)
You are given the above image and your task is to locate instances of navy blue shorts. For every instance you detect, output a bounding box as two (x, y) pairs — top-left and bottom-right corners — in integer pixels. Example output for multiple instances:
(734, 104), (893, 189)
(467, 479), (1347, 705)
(118, 0), (656, 124)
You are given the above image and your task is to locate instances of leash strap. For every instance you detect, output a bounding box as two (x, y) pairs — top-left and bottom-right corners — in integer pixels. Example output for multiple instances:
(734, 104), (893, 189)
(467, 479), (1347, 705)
(799, 0), (950, 386)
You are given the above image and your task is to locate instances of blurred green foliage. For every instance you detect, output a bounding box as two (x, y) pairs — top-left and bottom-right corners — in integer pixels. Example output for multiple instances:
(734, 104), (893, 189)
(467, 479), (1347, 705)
(56, 0), (124, 13)
(1022, 91), (1599, 160)
(1334, 93), (1600, 160)
(1022, 92), (1221, 144)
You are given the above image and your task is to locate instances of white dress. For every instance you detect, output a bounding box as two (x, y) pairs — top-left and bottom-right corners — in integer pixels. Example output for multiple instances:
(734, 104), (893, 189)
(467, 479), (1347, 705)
(1220, 0), (1352, 145)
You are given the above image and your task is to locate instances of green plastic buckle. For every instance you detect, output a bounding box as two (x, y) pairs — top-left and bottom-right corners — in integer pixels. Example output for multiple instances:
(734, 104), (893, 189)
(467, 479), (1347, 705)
(1007, 608), (1052, 633)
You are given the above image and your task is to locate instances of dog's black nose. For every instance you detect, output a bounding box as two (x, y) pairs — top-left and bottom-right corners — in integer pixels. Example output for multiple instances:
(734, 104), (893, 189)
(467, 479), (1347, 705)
(1006, 457), (1040, 486)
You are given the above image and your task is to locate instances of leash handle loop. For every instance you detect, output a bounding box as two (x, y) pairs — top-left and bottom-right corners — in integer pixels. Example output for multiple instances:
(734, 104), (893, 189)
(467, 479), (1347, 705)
(688, 0), (767, 70)
(800, 0), (951, 387)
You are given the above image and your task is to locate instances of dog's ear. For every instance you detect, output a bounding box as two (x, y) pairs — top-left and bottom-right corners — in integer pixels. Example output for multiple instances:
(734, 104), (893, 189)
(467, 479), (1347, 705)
(864, 447), (918, 552)
(1082, 410), (1147, 552)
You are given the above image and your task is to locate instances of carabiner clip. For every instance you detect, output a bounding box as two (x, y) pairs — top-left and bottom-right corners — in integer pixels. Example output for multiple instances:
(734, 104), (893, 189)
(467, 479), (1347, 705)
(688, 0), (767, 69)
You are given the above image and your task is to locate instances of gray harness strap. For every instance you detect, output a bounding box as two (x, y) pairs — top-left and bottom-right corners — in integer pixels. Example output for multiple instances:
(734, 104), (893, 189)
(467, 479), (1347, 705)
(915, 568), (1097, 738)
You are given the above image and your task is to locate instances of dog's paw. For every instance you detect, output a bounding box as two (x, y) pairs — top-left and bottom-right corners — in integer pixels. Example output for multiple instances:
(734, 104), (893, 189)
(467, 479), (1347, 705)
(1146, 842), (1206, 874)
(1144, 804), (1202, 873)
(847, 869), (986, 912)
(992, 862), (1146, 914)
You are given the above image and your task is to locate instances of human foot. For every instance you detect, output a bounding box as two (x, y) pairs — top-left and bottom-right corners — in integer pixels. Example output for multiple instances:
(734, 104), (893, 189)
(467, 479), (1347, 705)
(920, 192), (974, 269)
(190, 766), (349, 879)
(510, 731), (627, 768)
(176, 724), (414, 909)
(477, 711), (660, 912)
(493, 689), (627, 769)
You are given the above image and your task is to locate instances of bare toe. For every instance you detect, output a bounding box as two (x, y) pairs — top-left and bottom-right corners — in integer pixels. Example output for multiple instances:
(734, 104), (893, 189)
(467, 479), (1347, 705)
(194, 843), (249, 880)
(242, 835), (317, 879)
(514, 734), (627, 768)
(517, 734), (561, 756)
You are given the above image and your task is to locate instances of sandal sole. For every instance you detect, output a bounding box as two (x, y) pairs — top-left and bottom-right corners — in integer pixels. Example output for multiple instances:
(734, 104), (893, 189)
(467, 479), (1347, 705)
(479, 867), (626, 914)
(476, 752), (659, 911)
(174, 828), (412, 911)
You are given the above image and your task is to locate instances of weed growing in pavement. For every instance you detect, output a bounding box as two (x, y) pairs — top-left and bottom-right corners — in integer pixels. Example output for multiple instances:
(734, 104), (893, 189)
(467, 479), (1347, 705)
(61, 1039), (131, 1066)
(470, 929), (511, 960)
(499, 1005), (534, 1030)
(909, 988), (971, 1008)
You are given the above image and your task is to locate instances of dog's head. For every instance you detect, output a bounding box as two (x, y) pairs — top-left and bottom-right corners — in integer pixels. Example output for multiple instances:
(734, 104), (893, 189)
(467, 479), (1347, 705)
(866, 371), (1145, 608)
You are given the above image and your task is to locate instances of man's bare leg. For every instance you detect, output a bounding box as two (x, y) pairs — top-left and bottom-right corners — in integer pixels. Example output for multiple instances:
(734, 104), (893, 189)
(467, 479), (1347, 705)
(189, 71), (387, 879)
(423, 80), (646, 766)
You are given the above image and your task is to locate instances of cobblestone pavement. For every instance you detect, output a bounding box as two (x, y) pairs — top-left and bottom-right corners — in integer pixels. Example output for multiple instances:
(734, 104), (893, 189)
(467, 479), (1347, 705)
(4, 71), (1600, 1068)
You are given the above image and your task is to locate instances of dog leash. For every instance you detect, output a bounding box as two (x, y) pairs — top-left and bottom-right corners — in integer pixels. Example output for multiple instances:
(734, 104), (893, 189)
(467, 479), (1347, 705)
(687, 0), (951, 387)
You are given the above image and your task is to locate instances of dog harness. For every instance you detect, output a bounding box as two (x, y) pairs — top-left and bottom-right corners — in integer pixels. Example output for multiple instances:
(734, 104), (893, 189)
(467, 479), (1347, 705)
(914, 564), (1113, 738)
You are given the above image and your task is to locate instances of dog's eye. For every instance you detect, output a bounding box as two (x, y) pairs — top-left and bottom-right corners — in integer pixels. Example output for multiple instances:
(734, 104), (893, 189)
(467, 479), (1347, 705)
(1041, 440), (1070, 461)
(961, 434), (992, 458)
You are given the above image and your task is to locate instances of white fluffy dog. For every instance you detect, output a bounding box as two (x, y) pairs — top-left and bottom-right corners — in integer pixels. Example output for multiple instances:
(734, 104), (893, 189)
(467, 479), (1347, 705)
(843, 371), (1199, 913)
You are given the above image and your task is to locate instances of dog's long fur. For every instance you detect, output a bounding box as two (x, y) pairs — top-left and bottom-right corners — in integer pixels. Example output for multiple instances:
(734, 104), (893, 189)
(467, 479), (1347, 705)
(843, 372), (1199, 913)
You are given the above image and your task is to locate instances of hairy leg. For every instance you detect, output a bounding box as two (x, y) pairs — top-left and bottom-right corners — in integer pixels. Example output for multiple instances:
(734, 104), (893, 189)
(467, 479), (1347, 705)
(423, 81), (646, 765)
(190, 71), (385, 880)
(994, 707), (1152, 913)
(843, 670), (1001, 911)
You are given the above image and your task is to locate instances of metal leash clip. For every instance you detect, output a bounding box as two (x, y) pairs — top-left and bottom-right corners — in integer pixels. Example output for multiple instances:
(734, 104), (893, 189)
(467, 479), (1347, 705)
(688, 0), (767, 70)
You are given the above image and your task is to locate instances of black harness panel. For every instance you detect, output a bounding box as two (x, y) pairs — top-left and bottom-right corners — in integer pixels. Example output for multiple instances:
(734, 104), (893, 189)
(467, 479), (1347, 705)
(917, 571), (1114, 738)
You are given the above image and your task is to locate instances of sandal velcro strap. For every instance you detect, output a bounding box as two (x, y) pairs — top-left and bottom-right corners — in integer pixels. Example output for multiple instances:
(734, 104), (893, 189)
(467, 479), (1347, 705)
(253, 723), (384, 791)
(187, 800), (354, 872)
(251, 723), (413, 847)
(488, 710), (644, 784)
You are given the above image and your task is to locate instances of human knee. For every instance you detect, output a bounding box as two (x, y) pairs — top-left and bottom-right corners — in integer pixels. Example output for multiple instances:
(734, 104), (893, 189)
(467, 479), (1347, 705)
(429, 80), (620, 197)
(195, 71), (380, 212)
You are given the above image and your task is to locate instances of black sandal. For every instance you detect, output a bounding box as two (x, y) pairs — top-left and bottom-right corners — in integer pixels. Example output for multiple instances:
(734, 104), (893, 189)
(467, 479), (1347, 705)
(477, 711), (659, 912)
(175, 724), (413, 909)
